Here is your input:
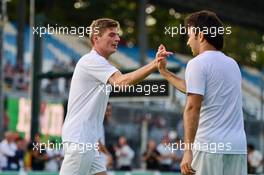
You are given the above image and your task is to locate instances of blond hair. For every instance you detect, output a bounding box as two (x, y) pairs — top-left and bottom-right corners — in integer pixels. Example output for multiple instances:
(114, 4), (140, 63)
(89, 18), (120, 45)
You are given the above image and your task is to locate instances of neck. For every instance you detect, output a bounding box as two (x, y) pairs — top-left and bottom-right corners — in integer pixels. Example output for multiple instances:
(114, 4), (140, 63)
(199, 43), (217, 54)
(93, 47), (110, 59)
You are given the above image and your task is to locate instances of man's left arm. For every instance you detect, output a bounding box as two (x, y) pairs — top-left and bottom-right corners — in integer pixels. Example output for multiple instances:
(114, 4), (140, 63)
(180, 93), (203, 175)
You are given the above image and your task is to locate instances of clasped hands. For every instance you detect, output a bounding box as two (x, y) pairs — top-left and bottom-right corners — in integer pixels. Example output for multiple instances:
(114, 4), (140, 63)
(154, 44), (173, 72)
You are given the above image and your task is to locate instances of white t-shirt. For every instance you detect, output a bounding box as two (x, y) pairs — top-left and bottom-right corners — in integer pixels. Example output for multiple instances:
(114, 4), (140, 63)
(45, 149), (60, 172)
(0, 140), (17, 168)
(157, 143), (173, 165)
(185, 50), (247, 154)
(115, 145), (135, 167)
(62, 49), (118, 145)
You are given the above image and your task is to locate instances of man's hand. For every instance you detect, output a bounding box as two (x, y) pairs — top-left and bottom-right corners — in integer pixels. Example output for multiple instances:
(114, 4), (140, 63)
(158, 58), (167, 72)
(154, 44), (173, 65)
(108, 44), (172, 87)
(180, 150), (196, 175)
(155, 44), (171, 71)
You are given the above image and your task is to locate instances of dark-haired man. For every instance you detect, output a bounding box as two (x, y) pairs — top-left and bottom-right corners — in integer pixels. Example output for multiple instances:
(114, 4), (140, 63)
(157, 10), (247, 175)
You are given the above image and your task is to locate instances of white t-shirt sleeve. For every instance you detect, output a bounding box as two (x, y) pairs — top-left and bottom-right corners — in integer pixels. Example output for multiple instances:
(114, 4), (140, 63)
(185, 59), (206, 96)
(82, 56), (118, 84)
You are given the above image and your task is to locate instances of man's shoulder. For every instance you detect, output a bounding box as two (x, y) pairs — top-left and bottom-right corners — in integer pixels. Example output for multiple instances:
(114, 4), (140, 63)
(187, 56), (204, 68)
(77, 51), (107, 66)
(188, 51), (229, 66)
(79, 51), (95, 61)
(191, 51), (214, 62)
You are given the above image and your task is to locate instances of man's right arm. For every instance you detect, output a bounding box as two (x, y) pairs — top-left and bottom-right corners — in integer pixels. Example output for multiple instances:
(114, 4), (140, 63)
(108, 60), (156, 87)
(108, 47), (172, 87)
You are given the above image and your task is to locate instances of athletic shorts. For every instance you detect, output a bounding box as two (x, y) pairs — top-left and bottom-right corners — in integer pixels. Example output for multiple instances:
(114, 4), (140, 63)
(59, 142), (106, 175)
(191, 151), (247, 175)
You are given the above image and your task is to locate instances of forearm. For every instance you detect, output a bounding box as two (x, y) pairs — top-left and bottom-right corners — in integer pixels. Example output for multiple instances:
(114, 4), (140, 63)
(160, 69), (186, 93)
(183, 107), (200, 151)
(120, 61), (156, 85)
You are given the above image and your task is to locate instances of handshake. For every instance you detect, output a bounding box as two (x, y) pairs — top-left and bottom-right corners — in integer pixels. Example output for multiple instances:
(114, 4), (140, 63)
(154, 44), (173, 74)
(152, 44), (186, 93)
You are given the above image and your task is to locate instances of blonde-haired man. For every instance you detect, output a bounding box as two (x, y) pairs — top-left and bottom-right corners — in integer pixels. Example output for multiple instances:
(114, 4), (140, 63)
(60, 18), (171, 175)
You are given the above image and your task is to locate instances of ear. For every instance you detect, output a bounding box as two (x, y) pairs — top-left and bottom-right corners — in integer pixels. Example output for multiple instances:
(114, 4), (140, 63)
(199, 32), (205, 42)
(92, 34), (99, 43)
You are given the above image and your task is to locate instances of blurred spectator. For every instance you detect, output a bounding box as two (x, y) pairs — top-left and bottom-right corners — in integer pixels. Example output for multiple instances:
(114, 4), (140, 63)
(4, 61), (15, 90)
(45, 78), (60, 95)
(171, 139), (183, 172)
(248, 144), (263, 174)
(114, 136), (135, 170)
(0, 148), (4, 170)
(13, 65), (28, 91)
(98, 141), (113, 170)
(0, 131), (17, 170)
(24, 141), (33, 171)
(10, 137), (27, 171)
(99, 103), (114, 170)
(143, 139), (161, 170)
(107, 144), (118, 170)
(45, 140), (63, 172)
(157, 135), (174, 172)
(31, 133), (48, 170)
